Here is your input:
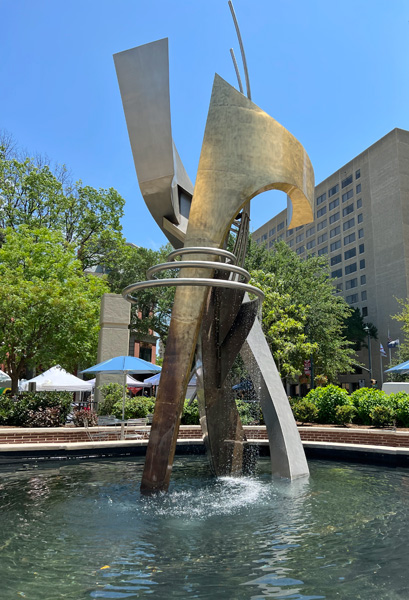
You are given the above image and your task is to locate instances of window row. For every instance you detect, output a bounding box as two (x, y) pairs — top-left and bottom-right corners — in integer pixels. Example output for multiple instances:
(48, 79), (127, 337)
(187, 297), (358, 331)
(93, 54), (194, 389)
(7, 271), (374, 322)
(330, 256), (366, 269)
(346, 291), (367, 305)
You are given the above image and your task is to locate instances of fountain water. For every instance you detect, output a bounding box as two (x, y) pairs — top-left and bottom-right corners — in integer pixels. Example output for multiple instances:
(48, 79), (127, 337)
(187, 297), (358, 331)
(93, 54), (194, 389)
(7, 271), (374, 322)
(1, 457), (408, 599)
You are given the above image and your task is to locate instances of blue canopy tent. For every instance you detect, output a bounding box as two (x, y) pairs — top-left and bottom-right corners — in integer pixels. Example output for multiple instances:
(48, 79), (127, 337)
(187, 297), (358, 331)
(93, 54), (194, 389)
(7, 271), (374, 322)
(385, 360), (409, 374)
(81, 356), (161, 438)
(144, 372), (197, 400)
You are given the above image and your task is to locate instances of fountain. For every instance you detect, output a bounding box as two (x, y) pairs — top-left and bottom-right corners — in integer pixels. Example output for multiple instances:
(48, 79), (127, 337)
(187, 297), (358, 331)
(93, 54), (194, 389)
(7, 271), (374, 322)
(1, 456), (408, 599)
(113, 3), (314, 494)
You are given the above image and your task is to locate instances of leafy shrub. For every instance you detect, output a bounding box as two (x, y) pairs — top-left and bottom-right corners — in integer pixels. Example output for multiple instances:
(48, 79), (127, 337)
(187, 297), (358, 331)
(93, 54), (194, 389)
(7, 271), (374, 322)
(350, 388), (390, 425)
(369, 405), (395, 428)
(181, 399), (200, 425)
(334, 405), (356, 425)
(98, 383), (125, 416)
(73, 408), (98, 427)
(112, 397), (156, 420)
(392, 394), (409, 427)
(0, 396), (17, 425)
(305, 385), (351, 424)
(292, 400), (318, 423)
(12, 391), (72, 427)
(236, 399), (264, 425)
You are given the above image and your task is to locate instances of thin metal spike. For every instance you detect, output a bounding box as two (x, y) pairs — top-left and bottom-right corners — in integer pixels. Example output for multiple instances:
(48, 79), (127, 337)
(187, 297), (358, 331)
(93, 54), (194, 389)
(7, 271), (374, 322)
(228, 0), (251, 100)
(229, 48), (244, 94)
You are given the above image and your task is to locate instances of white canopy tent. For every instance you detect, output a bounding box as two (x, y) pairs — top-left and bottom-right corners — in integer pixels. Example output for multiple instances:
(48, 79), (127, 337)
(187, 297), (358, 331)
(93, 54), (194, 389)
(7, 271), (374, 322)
(21, 366), (93, 392)
(87, 375), (152, 388)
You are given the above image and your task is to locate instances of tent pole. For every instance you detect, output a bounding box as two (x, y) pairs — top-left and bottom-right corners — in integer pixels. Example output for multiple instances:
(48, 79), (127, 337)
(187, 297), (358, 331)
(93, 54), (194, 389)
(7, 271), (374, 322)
(121, 373), (126, 440)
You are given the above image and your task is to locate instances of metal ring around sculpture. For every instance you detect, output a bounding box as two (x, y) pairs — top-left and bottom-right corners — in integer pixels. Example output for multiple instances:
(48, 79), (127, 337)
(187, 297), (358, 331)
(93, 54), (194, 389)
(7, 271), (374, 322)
(122, 277), (265, 304)
(167, 247), (237, 264)
(147, 260), (251, 282)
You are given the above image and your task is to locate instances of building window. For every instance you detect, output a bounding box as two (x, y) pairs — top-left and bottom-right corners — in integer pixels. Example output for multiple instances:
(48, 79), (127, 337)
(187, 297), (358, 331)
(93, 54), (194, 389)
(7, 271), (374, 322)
(361, 290), (367, 301)
(269, 227), (276, 236)
(335, 282), (343, 292)
(357, 213), (363, 224)
(343, 217), (355, 231)
(269, 240), (274, 247)
(288, 238), (294, 247)
(296, 233), (304, 243)
(344, 233), (356, 245)
(296, 246), (305, 255)
(331, 268), (342, 278)
(277, 233), (284, 241)
(357, 198), (362, 209)
(328, 184), (339, 197)
(330, 240), (341, 252)
(346, 293), (358, 304)
(359, 259), (365, 269)
(345, 277), (358, 289)
(261, 233), (267, 241)
(359, 243), (364, 254)
(358, 228), (364, 239)
(287, 228), (294, 237)
(329, 212), (340, 224)
(342, 203), (354, 217)
(306, 239), (316, 250)
(345, 263), (357, 275)
(342, 189), (354, 203)
(342, 175), (353, 188)
(356, 169), (361, 179)
(362, 306), (368, 316)
(360, 274), (366, 285)
(256, 238), (261, 244)
(317, 233), (327, 244)
(317, 206), (327, 218)
(330, 225), (341, 238)
(316, 192), (326, 205)
(306, 226), (315, 237)
(344, 248), (356, 260)
(328, 197), (339, 211)
(331, 254), (342, 266)
(277, 221), (284, 231)
(318, 246), (328, 256)
(356, 183), (361, 194)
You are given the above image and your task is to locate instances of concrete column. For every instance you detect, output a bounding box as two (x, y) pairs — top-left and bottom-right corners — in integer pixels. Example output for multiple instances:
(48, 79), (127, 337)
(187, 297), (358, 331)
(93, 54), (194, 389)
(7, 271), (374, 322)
(95, 293), (131, 405)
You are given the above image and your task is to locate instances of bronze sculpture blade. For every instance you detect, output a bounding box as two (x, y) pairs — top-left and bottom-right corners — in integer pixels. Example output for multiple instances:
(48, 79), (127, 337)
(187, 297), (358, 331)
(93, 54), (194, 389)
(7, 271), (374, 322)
(140, 75), (314, 494)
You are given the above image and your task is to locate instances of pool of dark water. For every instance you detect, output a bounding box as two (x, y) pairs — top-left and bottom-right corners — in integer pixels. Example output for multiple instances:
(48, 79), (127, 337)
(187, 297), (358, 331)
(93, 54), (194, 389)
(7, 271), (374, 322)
(0, 456), (408, 599)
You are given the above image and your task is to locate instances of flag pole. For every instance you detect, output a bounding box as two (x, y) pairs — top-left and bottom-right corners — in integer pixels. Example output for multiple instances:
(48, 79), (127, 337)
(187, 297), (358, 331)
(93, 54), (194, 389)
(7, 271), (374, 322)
(380, 351), (383, 386)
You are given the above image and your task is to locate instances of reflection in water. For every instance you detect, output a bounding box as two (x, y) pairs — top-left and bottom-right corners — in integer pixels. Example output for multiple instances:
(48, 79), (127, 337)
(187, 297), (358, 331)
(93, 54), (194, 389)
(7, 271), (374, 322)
(0, 457), (408, 599)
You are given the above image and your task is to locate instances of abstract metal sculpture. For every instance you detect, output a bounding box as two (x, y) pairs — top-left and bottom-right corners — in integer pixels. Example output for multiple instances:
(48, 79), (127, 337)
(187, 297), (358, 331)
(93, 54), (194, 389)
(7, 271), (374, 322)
(114, 7), (315, 494)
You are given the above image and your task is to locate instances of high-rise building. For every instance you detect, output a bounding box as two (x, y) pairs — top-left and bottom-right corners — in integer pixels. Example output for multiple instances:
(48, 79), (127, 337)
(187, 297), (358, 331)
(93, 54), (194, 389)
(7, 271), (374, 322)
(253, 128), (409, 390)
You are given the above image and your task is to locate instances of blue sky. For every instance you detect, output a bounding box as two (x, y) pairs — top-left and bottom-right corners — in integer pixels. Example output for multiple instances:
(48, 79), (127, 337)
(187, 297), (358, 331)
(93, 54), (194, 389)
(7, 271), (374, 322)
(2, 0), (409, 249)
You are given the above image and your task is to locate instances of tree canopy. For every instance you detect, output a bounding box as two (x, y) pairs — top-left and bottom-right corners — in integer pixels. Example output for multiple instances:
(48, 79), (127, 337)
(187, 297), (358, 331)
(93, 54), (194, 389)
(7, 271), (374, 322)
(250, 240), (355, 381)
(0, 147), (125, 269)
(0, 227), (109, 392)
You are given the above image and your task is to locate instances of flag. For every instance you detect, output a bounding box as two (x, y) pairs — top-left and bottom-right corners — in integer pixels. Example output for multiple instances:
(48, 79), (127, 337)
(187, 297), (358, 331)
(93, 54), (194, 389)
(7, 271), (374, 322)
(380, 343), (387, 357)
(387, 338), (400, 348)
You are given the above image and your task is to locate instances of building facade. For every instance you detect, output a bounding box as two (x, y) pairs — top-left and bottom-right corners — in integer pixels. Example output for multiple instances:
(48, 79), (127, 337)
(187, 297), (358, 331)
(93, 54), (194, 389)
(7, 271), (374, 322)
(253, 128), (409, 390)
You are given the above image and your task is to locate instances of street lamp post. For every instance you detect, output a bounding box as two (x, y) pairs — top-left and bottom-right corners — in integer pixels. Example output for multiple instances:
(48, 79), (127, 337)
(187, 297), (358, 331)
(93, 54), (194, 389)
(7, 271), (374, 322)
(364, 325), (372, 384)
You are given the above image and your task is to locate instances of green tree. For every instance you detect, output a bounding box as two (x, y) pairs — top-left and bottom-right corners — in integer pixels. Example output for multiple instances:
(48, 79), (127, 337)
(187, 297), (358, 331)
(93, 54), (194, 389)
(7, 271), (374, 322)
(0, 227), (109, 393)
(250, 240), (354, 381)
(251, 270), (316, 379)
(0, 149), (125, 270)
(343, 307), (377, 351)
